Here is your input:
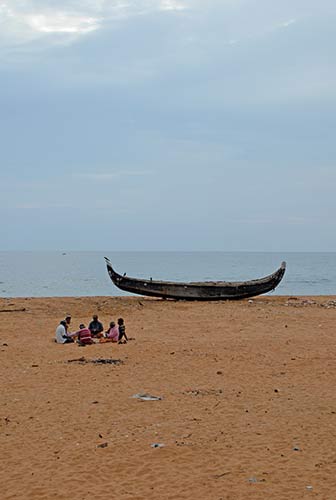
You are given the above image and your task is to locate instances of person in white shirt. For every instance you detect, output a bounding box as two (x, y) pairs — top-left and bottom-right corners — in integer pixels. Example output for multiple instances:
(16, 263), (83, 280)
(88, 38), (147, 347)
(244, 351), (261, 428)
(55, 320), (75, 344)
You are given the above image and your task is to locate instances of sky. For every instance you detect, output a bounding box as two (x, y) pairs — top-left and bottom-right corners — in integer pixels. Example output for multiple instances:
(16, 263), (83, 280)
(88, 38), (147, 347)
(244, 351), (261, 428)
(1, 0), (335, 251)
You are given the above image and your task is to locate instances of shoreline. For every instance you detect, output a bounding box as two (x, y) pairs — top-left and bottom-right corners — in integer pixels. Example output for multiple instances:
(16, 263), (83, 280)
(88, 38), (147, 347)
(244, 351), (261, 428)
(1, 293), (336, 299)
(1, 295), (336, 499)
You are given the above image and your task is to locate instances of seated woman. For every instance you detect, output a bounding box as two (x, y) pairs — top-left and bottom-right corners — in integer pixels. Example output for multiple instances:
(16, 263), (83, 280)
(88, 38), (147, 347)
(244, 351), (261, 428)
(102, 321), (119, 343)
(75, 324), (94, 345)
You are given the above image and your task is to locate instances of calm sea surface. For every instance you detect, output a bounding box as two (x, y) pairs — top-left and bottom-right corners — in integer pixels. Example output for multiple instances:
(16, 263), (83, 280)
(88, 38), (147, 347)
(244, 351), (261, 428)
(0, 251), (335, 298)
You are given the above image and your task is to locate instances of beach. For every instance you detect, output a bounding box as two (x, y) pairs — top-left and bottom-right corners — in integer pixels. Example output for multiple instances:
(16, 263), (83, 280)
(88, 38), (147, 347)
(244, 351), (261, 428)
(1, 295), (336, 500)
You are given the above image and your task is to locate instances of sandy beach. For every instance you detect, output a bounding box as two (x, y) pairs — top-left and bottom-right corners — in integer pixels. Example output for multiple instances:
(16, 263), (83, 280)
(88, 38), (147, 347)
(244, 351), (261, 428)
(1, 295), (336, 499)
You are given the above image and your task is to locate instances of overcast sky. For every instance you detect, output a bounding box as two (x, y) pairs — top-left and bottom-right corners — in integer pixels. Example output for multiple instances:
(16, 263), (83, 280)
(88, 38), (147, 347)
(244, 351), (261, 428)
(1, 0), (335, 251)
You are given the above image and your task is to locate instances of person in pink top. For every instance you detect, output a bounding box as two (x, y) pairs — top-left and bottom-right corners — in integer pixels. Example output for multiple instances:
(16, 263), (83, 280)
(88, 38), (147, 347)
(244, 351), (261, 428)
(105, 321), (119, 342)
(75, 324), (94, 345)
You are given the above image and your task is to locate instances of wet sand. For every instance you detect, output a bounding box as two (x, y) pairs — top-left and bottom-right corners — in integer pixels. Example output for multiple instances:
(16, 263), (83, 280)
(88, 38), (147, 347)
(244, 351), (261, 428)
(1, 295), (336, 500)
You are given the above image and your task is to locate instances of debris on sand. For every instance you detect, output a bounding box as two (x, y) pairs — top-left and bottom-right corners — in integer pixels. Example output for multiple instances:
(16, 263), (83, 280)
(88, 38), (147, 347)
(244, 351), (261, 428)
(0, 308), (26, 313)
(321, 300), (336, 308)
(97, 442), (108, 448)
(132, 393), (162, 401)
(248, 476), (266, 483)
(67, 357), (123, 365)
(183, 388), (223, 397)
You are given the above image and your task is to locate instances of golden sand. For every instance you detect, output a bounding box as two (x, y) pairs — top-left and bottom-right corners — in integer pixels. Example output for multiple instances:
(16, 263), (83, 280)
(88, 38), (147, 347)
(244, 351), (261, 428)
(1, 295), (336, 499)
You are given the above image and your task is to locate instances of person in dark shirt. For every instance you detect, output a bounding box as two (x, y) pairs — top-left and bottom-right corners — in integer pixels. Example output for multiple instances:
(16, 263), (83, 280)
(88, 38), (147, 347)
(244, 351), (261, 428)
(64, 314), (72, 334)
(88, 315), (104, 338)
(117, 317), (128, 344)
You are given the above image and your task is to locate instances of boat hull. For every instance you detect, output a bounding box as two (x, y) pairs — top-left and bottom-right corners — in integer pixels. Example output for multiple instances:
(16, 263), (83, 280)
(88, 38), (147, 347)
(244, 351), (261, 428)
(104, 258), (286, 301)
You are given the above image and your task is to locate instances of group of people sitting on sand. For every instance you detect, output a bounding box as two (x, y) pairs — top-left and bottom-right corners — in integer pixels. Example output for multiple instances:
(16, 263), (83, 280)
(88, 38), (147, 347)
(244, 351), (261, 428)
(55, 313), (128, 346)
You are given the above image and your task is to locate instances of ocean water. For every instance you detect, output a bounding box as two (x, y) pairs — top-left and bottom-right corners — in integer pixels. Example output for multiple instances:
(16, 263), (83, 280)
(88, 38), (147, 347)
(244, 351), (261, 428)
(0, 251), (335, 298)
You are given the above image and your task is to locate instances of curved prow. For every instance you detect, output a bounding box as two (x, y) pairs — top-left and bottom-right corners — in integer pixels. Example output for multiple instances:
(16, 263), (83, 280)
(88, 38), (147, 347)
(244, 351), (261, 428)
(104, 257), (121, 281)
(105, 256), (130, 288)
(270, 261), (286, 291)
(279, 261), (287, 281)
(104, 256), (112, 273)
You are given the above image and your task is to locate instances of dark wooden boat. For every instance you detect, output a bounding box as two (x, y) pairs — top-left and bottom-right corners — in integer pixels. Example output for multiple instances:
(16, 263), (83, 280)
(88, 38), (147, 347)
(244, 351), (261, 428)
(104, 257), (286, 301)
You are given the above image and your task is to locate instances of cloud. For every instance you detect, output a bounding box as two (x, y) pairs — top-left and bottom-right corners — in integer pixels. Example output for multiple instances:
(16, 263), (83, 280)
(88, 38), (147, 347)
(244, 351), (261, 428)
(159, 0), (186, 11)
(0, 0), (188, 50)
(0, 1), (101, 48)
(278, 18), (296, 28)
(25, 12), (99, 34)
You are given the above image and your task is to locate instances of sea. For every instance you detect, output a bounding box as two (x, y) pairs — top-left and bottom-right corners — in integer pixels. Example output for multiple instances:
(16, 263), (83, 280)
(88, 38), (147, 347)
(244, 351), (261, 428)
(0, 251), (335, 298)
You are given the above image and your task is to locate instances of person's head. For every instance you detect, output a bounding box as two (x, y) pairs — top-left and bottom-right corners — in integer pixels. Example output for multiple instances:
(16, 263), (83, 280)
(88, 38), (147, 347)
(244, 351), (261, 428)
(110, 321), (115, 328)
(79, 323), (85, 329)
(93, 314), (98, 321)
(60, 320), (67, 327)
(65, 314), (71, 324)
(117, 318), (124, 325)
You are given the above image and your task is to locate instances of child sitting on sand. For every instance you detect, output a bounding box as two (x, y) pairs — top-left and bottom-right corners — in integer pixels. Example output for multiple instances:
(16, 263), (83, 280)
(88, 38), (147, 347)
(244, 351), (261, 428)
(117, 318), (128, 344)
(104, 321), (119, 342)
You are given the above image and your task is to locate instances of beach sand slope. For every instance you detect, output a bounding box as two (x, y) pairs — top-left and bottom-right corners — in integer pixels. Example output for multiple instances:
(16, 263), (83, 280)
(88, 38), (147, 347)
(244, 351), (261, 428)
(1, 296), (336, 499)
